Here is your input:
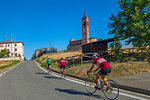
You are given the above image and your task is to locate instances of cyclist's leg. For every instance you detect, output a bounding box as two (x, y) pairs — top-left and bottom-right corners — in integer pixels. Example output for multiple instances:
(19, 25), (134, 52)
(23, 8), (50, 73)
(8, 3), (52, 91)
(96, 74), (101, 87)
(49, 64), (51, 72)
(48, 64), (50, 73)
(97, 69), (105, 87)
(63, 65), (66, 75)
(102, 68), (111, 86)
(101, 75), (108, 86)
(60, 65), (62, 74)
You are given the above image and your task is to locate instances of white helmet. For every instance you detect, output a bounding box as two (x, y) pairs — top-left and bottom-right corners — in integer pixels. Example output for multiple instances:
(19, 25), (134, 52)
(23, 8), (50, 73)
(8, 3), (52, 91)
(92, 53), (98, 57)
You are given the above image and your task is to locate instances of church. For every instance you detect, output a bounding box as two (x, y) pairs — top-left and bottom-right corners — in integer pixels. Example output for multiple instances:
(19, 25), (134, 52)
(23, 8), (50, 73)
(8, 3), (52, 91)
(67, 11), (97, 51)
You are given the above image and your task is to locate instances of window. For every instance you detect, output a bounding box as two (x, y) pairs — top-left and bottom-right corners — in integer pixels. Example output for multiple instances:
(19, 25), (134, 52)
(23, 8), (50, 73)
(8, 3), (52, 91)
(15, 48), (17, 51)
(15, 44), (17, 46)
(5, 44), (7, 47)
(8, 44), (9, 47)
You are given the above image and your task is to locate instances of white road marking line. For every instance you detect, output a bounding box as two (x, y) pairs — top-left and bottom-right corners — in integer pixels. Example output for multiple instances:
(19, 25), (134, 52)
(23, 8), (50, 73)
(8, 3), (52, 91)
(0, 62), (23, 77)
(35, 60), (150, 100)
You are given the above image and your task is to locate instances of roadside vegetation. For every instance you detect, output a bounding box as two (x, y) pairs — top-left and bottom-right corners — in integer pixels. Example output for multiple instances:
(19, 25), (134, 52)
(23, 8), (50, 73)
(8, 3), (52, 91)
(0, 60), (20, 73)
(35, 51), (150, 79)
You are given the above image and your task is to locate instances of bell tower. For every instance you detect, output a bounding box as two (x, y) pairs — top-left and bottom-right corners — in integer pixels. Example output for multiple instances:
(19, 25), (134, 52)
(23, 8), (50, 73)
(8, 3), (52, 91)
(82, 11), (90, 45)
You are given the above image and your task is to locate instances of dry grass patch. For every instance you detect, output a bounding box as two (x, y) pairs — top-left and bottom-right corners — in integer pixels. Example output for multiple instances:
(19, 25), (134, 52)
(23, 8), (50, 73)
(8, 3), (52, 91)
(36, 50), (150, 79)
(36, 51), (82, 62)
(0, 60), (20, 74)
(0, 61), (14, 67)
(60, 61), (150, 79)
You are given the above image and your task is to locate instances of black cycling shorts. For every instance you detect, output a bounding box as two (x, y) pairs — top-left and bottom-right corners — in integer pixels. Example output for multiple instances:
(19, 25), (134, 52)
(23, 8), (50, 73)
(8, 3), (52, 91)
(98, 67), (111, 75)
(48, 64), (51, 67)
(60, 65), (66, 69)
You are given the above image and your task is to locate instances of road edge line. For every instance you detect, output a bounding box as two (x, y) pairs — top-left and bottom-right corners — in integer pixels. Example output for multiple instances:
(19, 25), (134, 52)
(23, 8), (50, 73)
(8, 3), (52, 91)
(34, 60), (150, 100)
(0, 61), (23, 77)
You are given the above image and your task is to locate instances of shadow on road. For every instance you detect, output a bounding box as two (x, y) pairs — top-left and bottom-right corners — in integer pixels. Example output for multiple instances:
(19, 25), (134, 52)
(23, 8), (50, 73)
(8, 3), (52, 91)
(44, 76), (62, 80)
(55, 88), (103, 99)
(35, 72), (48, 75)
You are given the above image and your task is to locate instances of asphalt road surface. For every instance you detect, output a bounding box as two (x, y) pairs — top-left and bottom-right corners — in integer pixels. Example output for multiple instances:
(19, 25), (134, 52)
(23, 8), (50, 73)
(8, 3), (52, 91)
(0, 61), (149, 100)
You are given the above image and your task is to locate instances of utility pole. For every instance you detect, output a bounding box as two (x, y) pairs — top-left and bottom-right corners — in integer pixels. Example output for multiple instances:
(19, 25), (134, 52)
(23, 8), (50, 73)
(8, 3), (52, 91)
(50, 41), (51, 48)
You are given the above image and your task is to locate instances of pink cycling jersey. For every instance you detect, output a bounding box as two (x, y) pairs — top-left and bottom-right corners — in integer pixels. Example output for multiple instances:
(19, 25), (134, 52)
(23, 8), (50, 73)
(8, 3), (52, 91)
(93, 57), (111, 69)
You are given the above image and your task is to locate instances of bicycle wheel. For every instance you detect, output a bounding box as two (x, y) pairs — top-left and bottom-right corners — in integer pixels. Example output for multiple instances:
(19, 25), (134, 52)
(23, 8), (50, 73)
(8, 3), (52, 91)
(85, 77), (97, 94)
(102, 79), (119, 100)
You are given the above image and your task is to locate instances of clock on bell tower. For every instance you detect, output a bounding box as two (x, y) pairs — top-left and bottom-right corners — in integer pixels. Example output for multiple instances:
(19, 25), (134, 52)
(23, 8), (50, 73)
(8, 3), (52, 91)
(82, 11), (90, 45)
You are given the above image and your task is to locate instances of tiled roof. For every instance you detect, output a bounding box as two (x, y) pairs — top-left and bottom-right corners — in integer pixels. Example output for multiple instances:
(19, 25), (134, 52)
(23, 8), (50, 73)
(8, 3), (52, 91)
(0, 40), (24, 45)
(89, 37), (97, 39)
(71, 39), (82, 42)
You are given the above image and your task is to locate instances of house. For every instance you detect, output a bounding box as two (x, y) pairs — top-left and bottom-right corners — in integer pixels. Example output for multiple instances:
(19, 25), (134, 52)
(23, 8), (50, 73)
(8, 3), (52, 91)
(0, 40), (24, 60)
(35, 47), (57, 57)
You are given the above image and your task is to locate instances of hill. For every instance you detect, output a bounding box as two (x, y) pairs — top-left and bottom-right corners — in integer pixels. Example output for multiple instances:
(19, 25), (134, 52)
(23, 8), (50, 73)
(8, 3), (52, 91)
(36, 50), (150, 79)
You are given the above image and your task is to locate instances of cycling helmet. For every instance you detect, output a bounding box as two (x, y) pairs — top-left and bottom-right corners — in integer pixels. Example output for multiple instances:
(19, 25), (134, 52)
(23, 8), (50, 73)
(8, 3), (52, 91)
(92, 53), (98, 57)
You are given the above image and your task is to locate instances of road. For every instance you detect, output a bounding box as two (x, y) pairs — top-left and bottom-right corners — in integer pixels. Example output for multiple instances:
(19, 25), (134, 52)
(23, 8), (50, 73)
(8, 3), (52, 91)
(0, 60), (149, 100)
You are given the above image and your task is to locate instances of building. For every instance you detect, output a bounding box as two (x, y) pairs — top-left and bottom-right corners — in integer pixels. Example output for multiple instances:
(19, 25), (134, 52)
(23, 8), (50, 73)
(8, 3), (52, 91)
(82, 38), (114, 55)
(35, 47), (57, 57)
(67, 11), (97, 51)
(0, 40), (24, 60)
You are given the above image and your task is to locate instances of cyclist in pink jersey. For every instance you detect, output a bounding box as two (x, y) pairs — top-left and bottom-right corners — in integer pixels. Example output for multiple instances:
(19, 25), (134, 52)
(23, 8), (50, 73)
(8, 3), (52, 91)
(87, 53), (111, 89)
(59, 57), (67, 76)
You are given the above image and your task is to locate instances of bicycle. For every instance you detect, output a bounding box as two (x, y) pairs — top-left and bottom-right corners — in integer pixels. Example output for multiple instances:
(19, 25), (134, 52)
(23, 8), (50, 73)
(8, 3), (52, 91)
(85, 71), (119, 100)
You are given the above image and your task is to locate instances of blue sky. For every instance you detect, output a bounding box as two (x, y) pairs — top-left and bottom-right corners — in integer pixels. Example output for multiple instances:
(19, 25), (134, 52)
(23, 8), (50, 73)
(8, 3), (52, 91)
(0, 0), (121, 60)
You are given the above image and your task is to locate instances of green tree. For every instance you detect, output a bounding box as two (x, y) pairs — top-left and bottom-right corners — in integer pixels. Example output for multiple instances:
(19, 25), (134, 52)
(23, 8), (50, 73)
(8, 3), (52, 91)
(32, 54), (36, 60)
(0, 48), (9, 57)
(24, 57), (27, 61)
(98, 38), (103, 41)
(108, 0), (150, 50)
(110, 36), (123, 62)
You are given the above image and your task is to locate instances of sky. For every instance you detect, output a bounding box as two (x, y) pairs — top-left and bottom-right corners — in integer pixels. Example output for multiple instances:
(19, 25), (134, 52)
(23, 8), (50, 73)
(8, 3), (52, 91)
(0, 0), (121, 60)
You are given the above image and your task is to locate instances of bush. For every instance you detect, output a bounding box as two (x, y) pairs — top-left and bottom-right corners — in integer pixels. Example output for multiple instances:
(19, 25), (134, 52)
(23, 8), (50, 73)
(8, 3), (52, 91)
(41, 61), (47, 67)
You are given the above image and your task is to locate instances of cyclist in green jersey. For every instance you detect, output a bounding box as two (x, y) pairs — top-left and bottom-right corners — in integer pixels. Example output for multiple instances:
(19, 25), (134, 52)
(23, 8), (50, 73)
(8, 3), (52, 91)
(47, 57), (52, 74)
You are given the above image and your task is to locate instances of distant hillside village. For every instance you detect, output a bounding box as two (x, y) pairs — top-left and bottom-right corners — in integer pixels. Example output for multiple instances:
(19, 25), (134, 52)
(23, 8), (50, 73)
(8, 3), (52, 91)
(0, 40), (24, 61)
(34, 47), (57, 58)
(34, 11), (114, 59)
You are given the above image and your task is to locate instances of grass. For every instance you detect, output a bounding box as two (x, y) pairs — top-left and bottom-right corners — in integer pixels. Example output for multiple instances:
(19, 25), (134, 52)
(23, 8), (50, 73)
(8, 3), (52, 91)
(36, 50), (150, 79)
(0, 61), (14, 67)
(37, 51), (82, 61)
(0, 60), (20, 70)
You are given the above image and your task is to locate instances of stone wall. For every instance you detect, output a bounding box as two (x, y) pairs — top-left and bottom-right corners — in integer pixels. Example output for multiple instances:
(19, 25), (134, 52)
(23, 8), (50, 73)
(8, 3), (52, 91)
(0, 57), (20, 61)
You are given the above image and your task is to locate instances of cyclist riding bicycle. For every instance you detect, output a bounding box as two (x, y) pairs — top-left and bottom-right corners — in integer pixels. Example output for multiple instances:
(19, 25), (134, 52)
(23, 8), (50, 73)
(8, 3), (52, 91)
(87, 53), (111, 90)
(59, 57), (66, 77)
(47, 57), (52, 74)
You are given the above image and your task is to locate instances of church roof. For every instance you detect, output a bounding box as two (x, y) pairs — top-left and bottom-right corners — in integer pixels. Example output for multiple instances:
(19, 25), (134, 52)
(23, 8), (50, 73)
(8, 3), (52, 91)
(83, 11), (87, 17)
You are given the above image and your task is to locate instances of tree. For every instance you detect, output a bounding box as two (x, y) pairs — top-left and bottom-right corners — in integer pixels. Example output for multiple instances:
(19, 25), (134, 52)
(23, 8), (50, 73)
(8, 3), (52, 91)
(0, 48), (9, 57)
(108, 0), (150, 50)
(24, 57), (27, 61)
(32, 54), (36, 60)
(98, 38), (103, 41)
(110, 35), (123, 62)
